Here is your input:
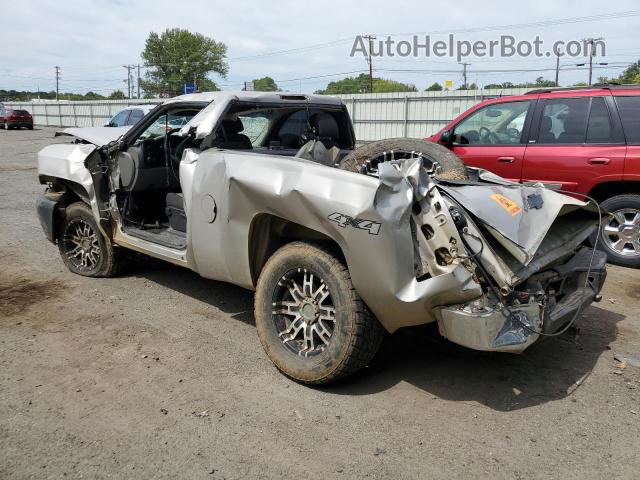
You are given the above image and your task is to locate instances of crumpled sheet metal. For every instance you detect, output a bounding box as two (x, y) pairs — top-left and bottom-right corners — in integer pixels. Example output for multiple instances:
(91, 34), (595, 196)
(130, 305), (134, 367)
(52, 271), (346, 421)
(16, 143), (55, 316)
(37, 143), (107, 233)
(185, 150), (481, 333)
(439, 177), (596, 266)
(438, 303), (541, 353)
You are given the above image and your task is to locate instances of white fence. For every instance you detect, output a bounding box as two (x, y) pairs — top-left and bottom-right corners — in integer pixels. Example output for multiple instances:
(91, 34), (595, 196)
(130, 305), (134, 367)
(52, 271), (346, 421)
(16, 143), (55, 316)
(3, 88), (532, 142)
(2, 99), (162, 129)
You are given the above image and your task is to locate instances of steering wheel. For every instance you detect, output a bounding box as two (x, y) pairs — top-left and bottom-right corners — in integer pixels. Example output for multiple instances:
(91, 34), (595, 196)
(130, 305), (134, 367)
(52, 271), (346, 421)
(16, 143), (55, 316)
(164, 130), (192, 168)
(506, 127), (520, 141)
(479, 126), (499, 144)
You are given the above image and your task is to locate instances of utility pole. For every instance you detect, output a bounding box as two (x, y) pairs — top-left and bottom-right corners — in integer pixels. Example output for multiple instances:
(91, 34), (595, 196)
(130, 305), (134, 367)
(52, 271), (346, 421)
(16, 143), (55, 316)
(122, 65), (133, 99)
(583, 37), (603, 86)
(555, 50), (561, 87)
(55, 66), (61, 101)
(459, 62), (471, 89)
(137, 64), (141, 99)
(363, 35), (376, 93)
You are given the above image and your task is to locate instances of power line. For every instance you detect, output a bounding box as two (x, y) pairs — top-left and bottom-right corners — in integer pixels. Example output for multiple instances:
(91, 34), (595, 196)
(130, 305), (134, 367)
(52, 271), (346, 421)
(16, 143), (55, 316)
(228, 38), (354, 61)
(377, 64), (627, 74)
(380, 10), (640, 36)
(218, 10), (640, 63)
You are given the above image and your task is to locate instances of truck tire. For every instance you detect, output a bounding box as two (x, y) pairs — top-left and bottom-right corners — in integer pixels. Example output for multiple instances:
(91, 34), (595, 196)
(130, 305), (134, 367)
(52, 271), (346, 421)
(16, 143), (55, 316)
(255, 242), (384, 384)
(595, 194), (640, 268)
(339, 138), (468, 180)
(57, 201), (121, 277)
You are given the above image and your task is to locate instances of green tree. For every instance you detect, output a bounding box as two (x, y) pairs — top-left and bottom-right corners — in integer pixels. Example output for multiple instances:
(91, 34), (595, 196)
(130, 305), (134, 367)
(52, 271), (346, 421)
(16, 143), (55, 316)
(252, 76), (279, 91)
(108, 90), (127, 99)
(425, 82), (443, 91)
(532, 76), (556, 87)
(84, 91), (105, 100)
(141, 28), (228, 97)
(456, 83), (478, 90)
(618, 60), (640, 83)
(316, 73), (416, 94)
(484, 77), (555, 89)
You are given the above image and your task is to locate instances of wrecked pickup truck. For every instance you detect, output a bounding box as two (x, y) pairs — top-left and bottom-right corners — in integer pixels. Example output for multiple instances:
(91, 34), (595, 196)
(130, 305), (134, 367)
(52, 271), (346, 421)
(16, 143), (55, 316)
(36, 91), (606, 384)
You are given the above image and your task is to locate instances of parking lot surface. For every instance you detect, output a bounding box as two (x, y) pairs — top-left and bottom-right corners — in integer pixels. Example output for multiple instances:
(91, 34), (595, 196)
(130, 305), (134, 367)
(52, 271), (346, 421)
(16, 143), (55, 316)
(1, 127), (639, 479)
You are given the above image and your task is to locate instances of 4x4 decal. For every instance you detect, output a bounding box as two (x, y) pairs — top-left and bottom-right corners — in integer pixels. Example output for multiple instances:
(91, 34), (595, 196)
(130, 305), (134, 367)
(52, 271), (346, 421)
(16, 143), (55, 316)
(328, 212), (381, 235)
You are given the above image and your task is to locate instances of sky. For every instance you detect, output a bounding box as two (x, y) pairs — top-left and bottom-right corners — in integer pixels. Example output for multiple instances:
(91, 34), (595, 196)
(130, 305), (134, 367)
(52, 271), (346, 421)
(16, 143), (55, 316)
(1, 0), (639, 95)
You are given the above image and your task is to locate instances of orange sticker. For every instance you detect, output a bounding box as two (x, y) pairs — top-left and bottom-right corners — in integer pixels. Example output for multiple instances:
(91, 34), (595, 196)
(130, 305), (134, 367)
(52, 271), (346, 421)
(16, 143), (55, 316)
(490, 193), (522, 216)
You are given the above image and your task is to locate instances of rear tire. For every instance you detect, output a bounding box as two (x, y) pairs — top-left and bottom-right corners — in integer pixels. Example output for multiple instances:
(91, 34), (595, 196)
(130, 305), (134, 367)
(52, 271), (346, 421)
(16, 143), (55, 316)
(57, 202), (121, 277)
(339, 138), (468, 180)
(595, 194), (640, 268)
(255, 242), (384, 384)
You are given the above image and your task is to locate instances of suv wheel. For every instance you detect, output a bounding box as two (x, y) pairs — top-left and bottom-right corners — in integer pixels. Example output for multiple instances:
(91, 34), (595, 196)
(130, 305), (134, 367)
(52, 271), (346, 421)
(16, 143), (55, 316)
(255, 242), (384, 384)
(57, 202), (121, 277)
(596, 194), (640, 268)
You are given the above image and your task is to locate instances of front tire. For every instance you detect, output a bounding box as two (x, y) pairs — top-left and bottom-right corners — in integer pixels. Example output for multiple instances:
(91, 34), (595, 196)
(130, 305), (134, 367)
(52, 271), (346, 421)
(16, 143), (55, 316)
(596, 194), (640, 268)
(57, 202), (121, 277)
(255, 242), (384, 384)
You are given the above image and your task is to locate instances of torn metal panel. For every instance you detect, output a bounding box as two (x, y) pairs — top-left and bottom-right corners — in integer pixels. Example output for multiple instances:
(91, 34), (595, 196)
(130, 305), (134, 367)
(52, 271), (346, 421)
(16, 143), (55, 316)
(439, 179), (598, 266)
(55, 127), (130, 146)
(437, 302), (541, 353)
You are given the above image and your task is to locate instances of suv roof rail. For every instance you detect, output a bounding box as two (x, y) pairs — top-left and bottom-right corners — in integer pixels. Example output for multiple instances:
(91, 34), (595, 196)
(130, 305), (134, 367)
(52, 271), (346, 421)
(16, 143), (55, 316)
(525, 83), (640, 95)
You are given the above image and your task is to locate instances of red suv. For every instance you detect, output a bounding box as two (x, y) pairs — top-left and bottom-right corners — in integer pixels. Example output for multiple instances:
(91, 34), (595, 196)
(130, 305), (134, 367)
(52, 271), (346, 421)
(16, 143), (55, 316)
(427, 84), (640, 267)
(1, 108), (34, 130)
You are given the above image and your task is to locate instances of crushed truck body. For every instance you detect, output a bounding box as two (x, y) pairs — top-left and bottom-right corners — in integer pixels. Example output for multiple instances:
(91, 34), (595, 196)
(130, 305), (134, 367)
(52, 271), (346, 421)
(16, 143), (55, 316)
(35, 92), (606, 383)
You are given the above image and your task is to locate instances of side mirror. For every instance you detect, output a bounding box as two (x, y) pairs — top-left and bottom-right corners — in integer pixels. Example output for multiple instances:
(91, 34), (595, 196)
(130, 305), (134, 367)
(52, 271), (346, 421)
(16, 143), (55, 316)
(439, 130), (453, 147)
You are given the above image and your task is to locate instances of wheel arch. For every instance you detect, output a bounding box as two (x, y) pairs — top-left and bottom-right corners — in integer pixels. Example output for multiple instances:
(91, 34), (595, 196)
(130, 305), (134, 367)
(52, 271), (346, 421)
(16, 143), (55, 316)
(247, 213), (347, 287)
(37, 177), (92, 244)
(588, 181), (640, 203)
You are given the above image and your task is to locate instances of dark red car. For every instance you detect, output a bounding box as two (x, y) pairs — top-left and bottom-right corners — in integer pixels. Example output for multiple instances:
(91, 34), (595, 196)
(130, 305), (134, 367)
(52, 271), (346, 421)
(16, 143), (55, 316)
(426, 84), (640, 267)
(1, 107), (34, 130)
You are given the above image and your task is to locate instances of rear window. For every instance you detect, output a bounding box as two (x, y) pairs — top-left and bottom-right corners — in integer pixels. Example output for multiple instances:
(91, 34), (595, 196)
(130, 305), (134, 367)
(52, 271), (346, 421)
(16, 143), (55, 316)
(13, 110), (29, 115)
(615, 96), (640, 144)
(538, 98), (589, 144)
(586, 98), (614, 143)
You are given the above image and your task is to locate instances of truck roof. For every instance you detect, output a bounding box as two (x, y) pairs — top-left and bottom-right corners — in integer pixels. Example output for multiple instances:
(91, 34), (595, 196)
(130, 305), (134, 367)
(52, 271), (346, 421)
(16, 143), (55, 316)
(165, 90), (344, 106)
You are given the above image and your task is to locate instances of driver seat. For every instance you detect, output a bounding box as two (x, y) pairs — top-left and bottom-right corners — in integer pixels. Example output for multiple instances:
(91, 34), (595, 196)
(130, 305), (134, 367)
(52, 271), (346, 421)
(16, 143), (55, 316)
(218, 117), (252, 150)
(295, 113), (341, 166)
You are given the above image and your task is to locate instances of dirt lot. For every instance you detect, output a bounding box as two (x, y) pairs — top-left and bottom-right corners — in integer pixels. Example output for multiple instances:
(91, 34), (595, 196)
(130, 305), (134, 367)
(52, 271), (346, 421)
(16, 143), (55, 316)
(1, 127), (639, 479)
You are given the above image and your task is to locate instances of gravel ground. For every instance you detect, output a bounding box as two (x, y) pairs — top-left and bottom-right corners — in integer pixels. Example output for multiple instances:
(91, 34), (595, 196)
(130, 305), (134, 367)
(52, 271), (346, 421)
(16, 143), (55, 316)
(1, 127), (639, 480)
